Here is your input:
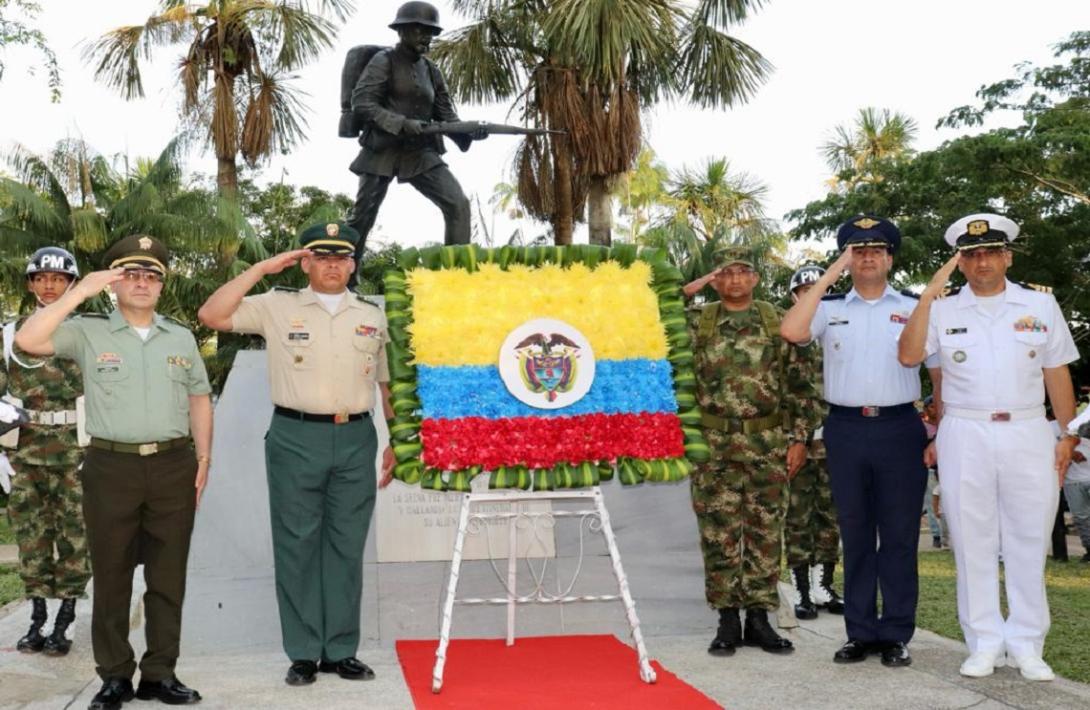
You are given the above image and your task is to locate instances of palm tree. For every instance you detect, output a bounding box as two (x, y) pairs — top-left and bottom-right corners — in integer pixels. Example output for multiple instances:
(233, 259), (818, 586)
(821, 107), (918, 189)
(83, 0), (354, 197)
(0, 138), (259, 320)
(433, 0), (771, 245)
(665, 156), (773, 240)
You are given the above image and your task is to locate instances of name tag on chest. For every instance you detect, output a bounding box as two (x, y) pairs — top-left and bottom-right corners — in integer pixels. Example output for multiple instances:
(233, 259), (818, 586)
(288, 332), (310, 342)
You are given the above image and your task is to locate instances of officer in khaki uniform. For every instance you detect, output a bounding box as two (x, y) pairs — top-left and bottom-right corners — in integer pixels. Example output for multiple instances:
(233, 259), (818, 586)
(199, 222), (394, 687)
(16, 234), (212, 710)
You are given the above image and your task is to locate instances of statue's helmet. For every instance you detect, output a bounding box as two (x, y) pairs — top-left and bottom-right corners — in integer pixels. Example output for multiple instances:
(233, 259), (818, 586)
(26, 246), (79, 280)
(390, 2), (443, 34)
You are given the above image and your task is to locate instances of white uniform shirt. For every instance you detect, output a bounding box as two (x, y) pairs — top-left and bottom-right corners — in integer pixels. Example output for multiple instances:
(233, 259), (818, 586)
(925, 280), (1078, 410)
(809, 285), (926, 406)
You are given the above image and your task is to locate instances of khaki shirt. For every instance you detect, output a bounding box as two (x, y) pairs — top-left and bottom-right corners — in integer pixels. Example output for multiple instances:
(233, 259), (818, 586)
(53, 310), (211, 443)
(231, 288), (389, 414)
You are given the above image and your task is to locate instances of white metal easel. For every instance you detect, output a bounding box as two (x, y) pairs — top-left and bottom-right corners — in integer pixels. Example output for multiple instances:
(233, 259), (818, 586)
(431, 486), (656, 693)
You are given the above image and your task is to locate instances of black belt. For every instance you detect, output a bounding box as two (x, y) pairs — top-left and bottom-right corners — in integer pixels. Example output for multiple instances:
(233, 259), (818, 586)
(828, 403), (916, 419)
(274, 406), (370, 424)
(90, 437), (190, 456)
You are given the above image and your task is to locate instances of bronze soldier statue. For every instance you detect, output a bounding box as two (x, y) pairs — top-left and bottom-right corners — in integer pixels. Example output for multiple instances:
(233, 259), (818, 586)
(344, 1), (485, 278)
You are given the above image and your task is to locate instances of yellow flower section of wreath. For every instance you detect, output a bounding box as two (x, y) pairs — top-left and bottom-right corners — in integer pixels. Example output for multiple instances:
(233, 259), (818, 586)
(407, 261), (669, 366)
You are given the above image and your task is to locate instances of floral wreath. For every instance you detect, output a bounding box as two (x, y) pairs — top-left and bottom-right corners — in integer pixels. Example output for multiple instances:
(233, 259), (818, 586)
(385, 244), (709, 491)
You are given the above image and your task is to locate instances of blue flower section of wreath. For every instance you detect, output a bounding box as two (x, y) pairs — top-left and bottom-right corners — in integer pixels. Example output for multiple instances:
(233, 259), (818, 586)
(417, 358), (678, 420)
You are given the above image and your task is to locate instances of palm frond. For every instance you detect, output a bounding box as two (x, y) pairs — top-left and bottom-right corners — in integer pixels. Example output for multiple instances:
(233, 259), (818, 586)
(432, 19), (525, 103)
(240, 71), (308, 163)
(692, 0), (767, 27)
(676, 22), (771, 108)
(0, 178), (70, 239)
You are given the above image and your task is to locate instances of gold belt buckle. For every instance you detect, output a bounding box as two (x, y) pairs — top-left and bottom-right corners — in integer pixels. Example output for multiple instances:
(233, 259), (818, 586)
(990, 411), (1011, 422)
(334, 409), (349, 425)
(138, 443), (158, 456)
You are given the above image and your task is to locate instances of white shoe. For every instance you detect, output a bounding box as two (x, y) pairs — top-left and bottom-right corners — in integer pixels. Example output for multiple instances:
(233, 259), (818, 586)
(959, 649), (1004, 678)
(1010, 655), (1054, 681)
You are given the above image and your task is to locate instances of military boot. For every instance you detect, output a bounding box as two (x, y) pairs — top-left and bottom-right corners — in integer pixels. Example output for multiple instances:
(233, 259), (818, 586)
(43, 598), (76, 656)
(818, 563), (845, 614)
(792, 566), (818, 620)
(708, 608), (741, 656)
(743, 609), (794, 654)
(16, 597), (48, 653)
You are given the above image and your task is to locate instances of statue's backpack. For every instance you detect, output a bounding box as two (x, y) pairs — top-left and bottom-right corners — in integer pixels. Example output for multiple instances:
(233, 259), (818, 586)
(339, 45), (389, 138)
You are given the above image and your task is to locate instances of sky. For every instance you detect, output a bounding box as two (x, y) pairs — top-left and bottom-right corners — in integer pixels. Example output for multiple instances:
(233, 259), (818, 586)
(0, 0), (1087, 252)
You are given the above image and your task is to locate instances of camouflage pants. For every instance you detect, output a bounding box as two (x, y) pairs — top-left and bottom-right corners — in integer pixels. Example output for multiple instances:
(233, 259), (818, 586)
(691, 452), (788, 611)
(784, 458), (841, 568)
(7, 462), (91, 598)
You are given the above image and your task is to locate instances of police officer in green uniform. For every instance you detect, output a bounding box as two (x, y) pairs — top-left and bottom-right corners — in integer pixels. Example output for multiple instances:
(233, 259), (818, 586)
(2, 247), (90, 656)
(682, 247), (820, 657)
(16, 235), (212, 710)
(198, 222), (394, 687)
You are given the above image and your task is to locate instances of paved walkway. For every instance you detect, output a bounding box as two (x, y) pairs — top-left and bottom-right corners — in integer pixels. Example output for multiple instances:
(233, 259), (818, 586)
(2, 583), (1089, 709)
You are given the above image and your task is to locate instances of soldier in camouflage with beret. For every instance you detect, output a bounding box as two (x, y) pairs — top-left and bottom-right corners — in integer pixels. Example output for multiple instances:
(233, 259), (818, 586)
(782, 265), (844, 621)
(682, 247), (820, 657)
(2, 247), (90, 657)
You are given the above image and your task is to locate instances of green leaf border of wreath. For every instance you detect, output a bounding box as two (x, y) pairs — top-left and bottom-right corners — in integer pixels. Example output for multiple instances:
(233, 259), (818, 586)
(383, 244), (710, 492)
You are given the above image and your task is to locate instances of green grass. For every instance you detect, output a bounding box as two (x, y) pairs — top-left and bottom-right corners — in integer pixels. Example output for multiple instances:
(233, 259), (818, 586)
(0, 564), (23, 606)
(0, 513), (13, 544)
(830, 551), (1090, 684)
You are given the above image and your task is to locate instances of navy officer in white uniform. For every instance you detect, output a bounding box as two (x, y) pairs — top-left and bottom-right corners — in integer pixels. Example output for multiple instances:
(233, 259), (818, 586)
(898, 213), (1079, 681)
(781, 216), (936, 668)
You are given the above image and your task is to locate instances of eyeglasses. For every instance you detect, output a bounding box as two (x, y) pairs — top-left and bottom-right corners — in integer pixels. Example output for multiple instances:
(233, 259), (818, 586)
(121, 270), (163, 283)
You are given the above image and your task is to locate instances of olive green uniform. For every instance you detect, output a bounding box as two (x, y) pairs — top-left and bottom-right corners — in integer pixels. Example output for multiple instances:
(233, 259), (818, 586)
(2, 316), (91, 600)
(231, 286), (389, 663)
(52, 310), (210, 682)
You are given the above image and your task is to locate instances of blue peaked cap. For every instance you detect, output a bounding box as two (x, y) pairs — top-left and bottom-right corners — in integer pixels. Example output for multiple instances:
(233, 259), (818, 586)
(835, 215), (901, 253)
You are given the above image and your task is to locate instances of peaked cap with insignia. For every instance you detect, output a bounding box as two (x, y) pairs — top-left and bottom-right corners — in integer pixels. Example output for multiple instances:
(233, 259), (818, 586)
(299, 221), (360, 257)
(943, 213), (1019, 251)
(836, 215), (901, 253)
(102, 234), (170, 275)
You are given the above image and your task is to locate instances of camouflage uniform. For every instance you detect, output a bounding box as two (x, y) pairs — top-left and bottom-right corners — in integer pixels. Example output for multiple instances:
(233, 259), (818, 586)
(688, 303), (819, 611)
(2, 317), (90, 599)
(784, 343), (840, 568)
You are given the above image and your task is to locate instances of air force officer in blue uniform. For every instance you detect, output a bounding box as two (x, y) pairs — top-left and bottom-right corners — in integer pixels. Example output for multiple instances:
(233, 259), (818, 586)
(781, 216), (936, 668)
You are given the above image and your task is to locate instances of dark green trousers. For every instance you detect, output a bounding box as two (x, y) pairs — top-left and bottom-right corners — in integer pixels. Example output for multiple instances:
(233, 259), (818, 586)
(265, 413), (377, 662)
(81, 445), (196, 681)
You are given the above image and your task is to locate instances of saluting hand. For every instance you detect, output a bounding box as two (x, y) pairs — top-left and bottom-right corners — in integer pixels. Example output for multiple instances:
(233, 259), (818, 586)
(923, 252), (961, 300)
(379, 445), (395, 489)
(259, 249), (311, 276)
(827, 246), (855, 280)
(74, 268), (126, 299)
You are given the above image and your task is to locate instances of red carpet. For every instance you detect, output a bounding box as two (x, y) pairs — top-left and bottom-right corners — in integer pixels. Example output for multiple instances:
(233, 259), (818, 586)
(396, 634), (722, 709)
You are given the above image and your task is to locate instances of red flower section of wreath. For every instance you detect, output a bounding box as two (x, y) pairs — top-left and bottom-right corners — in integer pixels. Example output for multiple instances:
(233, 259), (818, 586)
(420, 412), (685, 470)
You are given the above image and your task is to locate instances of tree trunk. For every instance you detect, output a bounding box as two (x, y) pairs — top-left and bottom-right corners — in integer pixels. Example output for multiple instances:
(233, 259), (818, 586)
(217, 155), (239, 199)
(587, 177), (612, 245)
(551, 137), (574, 245)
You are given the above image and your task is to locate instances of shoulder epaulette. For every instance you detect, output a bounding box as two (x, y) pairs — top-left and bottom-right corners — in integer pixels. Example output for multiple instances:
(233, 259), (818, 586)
(76, 313), (109, 319)
(900, 289), (920, 300)
(936, 286), (961, 299)
(163, 315), (188, 327)
(821, 293), (846, 301)
(355, 294), (379, 308)
(1016, 281), (1052, 294)
(271, 286), (299, 293)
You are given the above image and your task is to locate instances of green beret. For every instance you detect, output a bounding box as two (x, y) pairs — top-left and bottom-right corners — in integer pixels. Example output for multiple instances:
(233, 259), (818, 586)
(299, 221), (360, 256)
(102, 234), (170, 275)
(713, 245), (756, 269)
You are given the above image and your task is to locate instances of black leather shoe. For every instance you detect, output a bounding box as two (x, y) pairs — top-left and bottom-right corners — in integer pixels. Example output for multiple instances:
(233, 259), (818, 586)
(792, 566), (818, 620)
(89, 677), (134, 710)
(833, 640), (874, 663)
(134, 677), (202, 704)
(318, 657), (376, 680)
(881, 641), (912, 667)
(742, 609), (794, 654)
(16, 597), (48, 653)
(708, 608), (741, 656)
(286, 660), (318, 686)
